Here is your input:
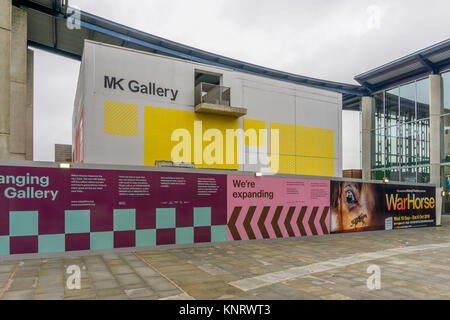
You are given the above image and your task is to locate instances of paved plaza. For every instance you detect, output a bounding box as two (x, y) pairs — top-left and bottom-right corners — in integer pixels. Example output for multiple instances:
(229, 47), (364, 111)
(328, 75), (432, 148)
(0, 216), (449, 300)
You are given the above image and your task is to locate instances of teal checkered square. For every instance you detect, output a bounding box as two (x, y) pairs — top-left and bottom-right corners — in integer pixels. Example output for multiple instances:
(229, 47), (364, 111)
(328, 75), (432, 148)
(136, 229), (156, 247)
(38, 234), (65, 253)
(176, 227), (193, 244)
(114, 209), (136, 231)
(65, 210), (90, 234)
(90, 231), (113, 250)
(10, 211), (38, 236)
(156, 208), (176, 229)
(211, 225), (228, 242)
(194, 207), (211, 227)
(0, 236), (9, 255)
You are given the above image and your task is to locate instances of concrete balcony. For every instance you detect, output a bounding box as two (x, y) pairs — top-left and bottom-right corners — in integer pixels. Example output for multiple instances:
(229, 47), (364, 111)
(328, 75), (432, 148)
(194, 82), (247, 117)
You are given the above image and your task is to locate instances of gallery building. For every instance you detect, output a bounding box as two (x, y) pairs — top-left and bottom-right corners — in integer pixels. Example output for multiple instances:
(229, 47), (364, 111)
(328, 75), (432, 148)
(73, 40), (347, 177)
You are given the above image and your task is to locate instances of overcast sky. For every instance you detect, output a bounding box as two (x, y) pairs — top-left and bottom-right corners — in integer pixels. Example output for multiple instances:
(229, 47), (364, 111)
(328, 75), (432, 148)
(33, 0), (450, 169)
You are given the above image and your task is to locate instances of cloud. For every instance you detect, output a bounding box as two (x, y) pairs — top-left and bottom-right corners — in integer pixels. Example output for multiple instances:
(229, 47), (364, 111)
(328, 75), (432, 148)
(33, 0), (450, 162)
(33, 49), (80, 161)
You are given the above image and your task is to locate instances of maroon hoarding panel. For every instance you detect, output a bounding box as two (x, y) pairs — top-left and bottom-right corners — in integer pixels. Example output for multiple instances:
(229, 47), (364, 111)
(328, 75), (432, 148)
(0, 165), (227, 255)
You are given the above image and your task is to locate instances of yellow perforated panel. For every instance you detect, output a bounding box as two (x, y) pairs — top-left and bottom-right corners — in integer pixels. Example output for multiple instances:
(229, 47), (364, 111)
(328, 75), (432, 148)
(270, 122), (295, 155)
(144, 106), (239, 170)
(243, 119), (266, 147)
(104, 101), (138, 136)
(269, 122), (334, 176)
(296, 126), (334, 158)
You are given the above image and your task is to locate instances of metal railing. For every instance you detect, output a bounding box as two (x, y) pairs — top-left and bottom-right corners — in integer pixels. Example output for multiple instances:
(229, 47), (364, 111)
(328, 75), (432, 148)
(195, 82), (231, 107)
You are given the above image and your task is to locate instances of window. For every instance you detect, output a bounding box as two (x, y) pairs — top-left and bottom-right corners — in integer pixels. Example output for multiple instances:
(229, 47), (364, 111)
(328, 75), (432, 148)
(417, 119), (430, 165)
(416, 78), (430, 119)
(372, 129), (385, 168)
(442, 114), (450, 163)
(386, 168), (400, 182)
(371, 170), (385, 181)
(194, 71), (221, 86)
(442, 71), (450, 115)
(194, 70), (230, 107)
(374, 92), (384, 130)
(418, 166), (430, 184)
(385, 125), (398, 167)
(401, 167), (417, 183)
(443, 165), (450, 214)
(385, 88), (399, 127)
(371, 78), (431, 182)
(401, 121), (417, 166)
(441, 71), (450, 163)
(400, 82), (416, 123)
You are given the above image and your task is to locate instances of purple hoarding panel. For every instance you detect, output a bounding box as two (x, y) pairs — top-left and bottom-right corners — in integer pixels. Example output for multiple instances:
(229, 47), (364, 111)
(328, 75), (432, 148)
(0, 164), (437, 257)
(0, 165), (227, 255)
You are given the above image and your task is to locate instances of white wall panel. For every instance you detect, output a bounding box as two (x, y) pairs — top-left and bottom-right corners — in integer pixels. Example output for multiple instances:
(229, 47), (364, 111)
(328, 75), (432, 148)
(75, 40), (343, 176)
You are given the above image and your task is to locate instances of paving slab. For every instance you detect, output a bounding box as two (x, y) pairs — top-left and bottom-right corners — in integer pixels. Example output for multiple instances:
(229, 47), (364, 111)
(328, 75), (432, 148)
(0, 216), (449, 300)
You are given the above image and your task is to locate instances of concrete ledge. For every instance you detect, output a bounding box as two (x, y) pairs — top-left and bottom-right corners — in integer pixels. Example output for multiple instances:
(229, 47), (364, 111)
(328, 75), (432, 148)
(155, 160), (195, 168)
(194, 103), (247, 117)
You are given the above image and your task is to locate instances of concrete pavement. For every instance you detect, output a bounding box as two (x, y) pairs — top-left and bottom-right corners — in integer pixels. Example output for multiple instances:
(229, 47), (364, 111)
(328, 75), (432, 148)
(0, 216), (449, 300)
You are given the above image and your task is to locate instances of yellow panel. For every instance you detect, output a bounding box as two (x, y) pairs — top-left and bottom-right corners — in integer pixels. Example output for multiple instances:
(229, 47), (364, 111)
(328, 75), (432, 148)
(270, 122), (295, 155)
(144, 106), (239, 170)
(295, 156), (308, 176)
(104, 101), (138, 136)
(295, 156), (334, 177)
(271, 155), (295, 174)
(266, 122), (335, 177)
(243, 119), (266, 147)
(295, 126), (334, 158)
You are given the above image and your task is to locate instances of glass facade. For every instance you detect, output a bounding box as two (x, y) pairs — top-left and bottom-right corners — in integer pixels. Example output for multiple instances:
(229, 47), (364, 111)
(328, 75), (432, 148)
(443, 164), (450, 214)
(371, 78), (430, 183)
(369, 69), (450, 214)
(442, 71), (450, 163)
(442, 71), (450, 214)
